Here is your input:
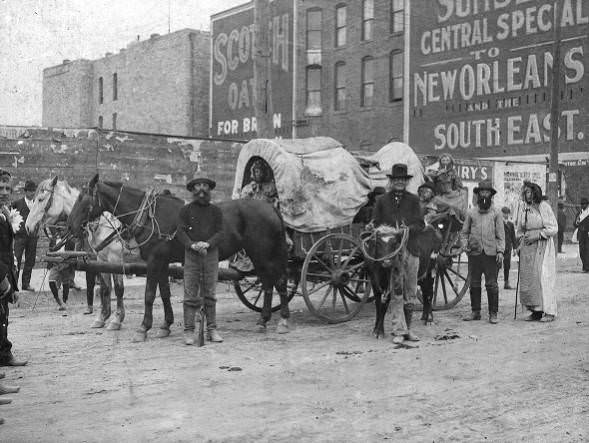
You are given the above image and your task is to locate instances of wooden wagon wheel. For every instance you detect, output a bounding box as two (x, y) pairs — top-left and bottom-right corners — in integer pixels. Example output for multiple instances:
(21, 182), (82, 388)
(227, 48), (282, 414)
(417, 218), (470, 310)
(233, 272), (299, 313)
(301, 233), (371, 323)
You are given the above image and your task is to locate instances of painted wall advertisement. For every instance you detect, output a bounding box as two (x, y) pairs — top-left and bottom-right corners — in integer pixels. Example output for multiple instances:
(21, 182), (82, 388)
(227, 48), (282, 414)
(410, 0), (588, 158)
(210, 1), (293, 139)
(493, 162), (546, 222)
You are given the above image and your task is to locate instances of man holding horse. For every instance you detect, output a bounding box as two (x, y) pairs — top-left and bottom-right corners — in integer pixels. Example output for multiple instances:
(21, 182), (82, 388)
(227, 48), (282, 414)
(373, 163), (425, 345)
(0, 169), (28, 367)
(177, 175), (224, 345)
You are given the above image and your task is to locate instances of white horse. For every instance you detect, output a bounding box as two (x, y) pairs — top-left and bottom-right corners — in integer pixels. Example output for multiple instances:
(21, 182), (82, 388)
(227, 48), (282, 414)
(25, 177), (126, 330)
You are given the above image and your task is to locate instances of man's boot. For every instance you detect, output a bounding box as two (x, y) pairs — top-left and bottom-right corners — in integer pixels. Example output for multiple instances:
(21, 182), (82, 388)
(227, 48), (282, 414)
(464, 287), (482, 321)
(403, 306), (419, 341)
(205, 303), (223, 343)
(183, 305), (197, 345)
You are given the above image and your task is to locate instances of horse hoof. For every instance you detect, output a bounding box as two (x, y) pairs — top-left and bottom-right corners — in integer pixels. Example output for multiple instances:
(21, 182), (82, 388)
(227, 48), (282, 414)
(90, 320), (105, 328)
(155, 328), (171, 338)
(132, 331), (147, 342)
(276, 319), (289, 334)
(106, 321), (121, 331)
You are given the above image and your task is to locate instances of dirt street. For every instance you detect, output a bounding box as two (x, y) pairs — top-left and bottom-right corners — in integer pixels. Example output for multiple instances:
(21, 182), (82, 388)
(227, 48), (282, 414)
(1, 246), (588, 442)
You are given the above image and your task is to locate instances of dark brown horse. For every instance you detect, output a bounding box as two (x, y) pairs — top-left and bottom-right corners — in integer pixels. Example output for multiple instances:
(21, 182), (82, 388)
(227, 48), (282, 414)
(67, 174), (290, 342)
(362, 226), (409, 338)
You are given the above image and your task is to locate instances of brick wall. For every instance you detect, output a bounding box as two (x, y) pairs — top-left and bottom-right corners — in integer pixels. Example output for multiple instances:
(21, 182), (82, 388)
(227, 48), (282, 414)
(42, 29), (211, 137)
(294, 0), (405, 152)
(42, 60), (94, 128)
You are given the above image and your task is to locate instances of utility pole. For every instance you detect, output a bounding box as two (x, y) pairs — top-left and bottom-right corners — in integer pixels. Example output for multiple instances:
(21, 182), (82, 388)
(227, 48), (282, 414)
(253, 0), (273, 138)
(547, 0), (562, 214)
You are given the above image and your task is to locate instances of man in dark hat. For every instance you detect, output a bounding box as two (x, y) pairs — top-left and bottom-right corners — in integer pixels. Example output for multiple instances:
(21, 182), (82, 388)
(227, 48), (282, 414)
(500, 206), (517, 289)
(373, 163), (424, 344)
(574, 197), (589, 271)
(177, 175), (224, 345)
(11, 179), (39, 291)
(0, 169), (28, 367)
(461, 180), (505, 324)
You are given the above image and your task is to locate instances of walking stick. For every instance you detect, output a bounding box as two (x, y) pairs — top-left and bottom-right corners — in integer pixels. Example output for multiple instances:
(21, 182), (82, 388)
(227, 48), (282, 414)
(514, 250), (520, 320)
(514, 208), (529, 320)
(197, 306), (206, 347)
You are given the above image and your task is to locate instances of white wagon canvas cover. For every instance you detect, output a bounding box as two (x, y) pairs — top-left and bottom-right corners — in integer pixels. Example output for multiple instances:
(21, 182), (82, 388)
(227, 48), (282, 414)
(232, 137), (371, 233)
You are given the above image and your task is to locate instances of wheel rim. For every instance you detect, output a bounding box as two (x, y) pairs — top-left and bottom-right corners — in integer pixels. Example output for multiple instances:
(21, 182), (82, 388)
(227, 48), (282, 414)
(301, 233), (371, 323)
(233, 276), (298, 313)
(430, 251), (470, 310)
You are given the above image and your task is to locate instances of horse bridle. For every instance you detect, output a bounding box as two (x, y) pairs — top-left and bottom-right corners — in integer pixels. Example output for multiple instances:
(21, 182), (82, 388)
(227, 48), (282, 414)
(360, 227), (410, 262)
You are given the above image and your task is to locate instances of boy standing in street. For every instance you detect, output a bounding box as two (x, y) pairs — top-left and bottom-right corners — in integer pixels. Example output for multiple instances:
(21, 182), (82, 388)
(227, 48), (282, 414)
(461, 181), (505, 324)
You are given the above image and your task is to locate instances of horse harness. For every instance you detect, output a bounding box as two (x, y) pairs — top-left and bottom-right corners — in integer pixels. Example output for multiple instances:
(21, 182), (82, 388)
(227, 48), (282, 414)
(360, 227), (410, 302)
(90, 186), (176, 253)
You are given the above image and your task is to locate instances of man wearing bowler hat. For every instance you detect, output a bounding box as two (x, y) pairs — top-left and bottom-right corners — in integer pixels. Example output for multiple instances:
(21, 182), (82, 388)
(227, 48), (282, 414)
(11, 180), (39, 291)
(373, 163), (424, 345)
(177, 174), (224, 345)
(461, 180), (505, 324)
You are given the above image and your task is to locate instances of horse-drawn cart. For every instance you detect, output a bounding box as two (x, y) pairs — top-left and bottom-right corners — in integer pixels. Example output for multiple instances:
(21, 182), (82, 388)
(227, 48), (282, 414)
(46, 137), (471, 330)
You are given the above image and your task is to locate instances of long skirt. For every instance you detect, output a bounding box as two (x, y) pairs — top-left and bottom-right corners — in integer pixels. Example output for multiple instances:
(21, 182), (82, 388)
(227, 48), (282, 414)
(519, 237), (557, 316)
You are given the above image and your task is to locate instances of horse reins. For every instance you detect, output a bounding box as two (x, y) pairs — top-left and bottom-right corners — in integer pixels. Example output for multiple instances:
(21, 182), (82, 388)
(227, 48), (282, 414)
(360, 227), (410, 262)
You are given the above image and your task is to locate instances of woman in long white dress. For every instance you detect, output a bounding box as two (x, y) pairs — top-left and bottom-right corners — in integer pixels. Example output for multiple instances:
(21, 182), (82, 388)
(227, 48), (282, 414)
(517, 181), (558, 322)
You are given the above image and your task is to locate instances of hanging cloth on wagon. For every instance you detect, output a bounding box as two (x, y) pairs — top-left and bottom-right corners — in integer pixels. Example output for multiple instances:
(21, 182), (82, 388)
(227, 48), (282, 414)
(232, 137), (371, 233)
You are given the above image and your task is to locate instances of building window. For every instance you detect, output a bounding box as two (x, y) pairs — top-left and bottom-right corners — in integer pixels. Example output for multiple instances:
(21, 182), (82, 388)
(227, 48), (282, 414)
(306, 66), (322, 115)
(334, 62), (346, 111)
(361, 56), (374, 107)
(362, 0), (374, 41)
(112, 113), (117, 130)
(335, 5), (346, 48)
(390, 0), (404, 34)
(98, 116), (103, 129)
(306, 8), (322, 50)
(389, 50), (403, 102)
(113, 73), (118, 101)
(98, 77), (103, 104)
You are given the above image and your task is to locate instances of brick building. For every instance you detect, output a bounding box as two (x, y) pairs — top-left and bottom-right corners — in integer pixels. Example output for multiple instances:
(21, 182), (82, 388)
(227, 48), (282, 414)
(211, 0), (409, 152)
(42, 29), (210, 137)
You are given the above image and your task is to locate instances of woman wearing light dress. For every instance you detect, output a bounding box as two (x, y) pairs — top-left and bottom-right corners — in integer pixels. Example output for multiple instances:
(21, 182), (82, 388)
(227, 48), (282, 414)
(517, 181), (558, 322)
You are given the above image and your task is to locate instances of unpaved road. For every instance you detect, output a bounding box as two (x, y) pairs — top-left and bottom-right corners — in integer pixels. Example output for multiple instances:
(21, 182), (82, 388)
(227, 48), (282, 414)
(1, 248), (588, 442)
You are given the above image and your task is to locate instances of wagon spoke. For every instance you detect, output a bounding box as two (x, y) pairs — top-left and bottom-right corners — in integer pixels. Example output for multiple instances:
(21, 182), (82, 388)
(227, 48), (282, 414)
(305, 280), (332, 297)
(241, 279), (260, 293)
(443, 269), (460, 296)
(432, 269), (440, 306)
(315, 286), (332, 310)
(338, 288), (351, 314)
(446, 266), (467, 281)
(440, 269), (449, 305)
(312, 254), (335, 273)
(342, 245), (360, 267)
(305, 271), (332, 279)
